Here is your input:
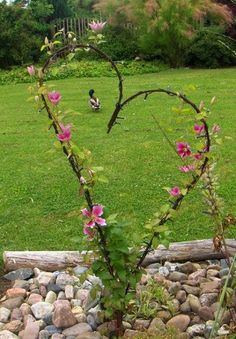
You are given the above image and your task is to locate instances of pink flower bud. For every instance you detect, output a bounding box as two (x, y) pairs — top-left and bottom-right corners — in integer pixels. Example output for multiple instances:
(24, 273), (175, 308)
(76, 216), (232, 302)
(27, 65), (35, 76)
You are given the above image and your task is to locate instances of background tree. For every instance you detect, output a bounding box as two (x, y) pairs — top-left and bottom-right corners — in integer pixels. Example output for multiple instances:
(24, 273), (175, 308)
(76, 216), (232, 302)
(68, 0), (95, 17)
(94, 0), (234, 66)
(0, 1), (53, 68)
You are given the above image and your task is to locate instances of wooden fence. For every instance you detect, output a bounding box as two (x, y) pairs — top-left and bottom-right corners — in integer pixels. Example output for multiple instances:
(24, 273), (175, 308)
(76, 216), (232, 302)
(53, 17), (102, 38)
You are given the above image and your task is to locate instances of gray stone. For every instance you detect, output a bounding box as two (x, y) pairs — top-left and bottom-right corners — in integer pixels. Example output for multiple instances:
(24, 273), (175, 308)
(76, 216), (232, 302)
(179, 262), (197, 274)
(56, 273), (75, 290)
(39, 330), (50, 339)
(45, 291), (57, 304)
(35, 319), (46, 330)
(71, 299), (82, 308)
(62, 323), (92, 336)
(36, 272), (54, 286)
(42, 312), (53, 325)
(0, 330), (18, 339)
(73, 265), (88, 276)
(87, 275), (102, 287)
(145, 263), (161, 270)
(220, 259), (228, 269)
(176, 290), (187, 303)
(82, 280), (92, 289)
(148, 318), (166, 335)
(188, 294), (201, 313)
(145, 268), (159, 275)
(1, 296), (24, 310)
(4, 268), (33, 281)
(199, 293), (218, 307)
(187, 324), (205, 336)
(158, 267), (169, 277)
(164, 261), (179, 272)
(168, 272), (188, 282)
(133, 319), (150, 330)
(47, 284), (62, 293)
(0, 307), (11, 323)
(45, 325), (62, 335)
(168, 282), (181, 296)
(180, 300), (191, 313)
(87, 305), (103, 330)
(75, 289), (89, 305)
(57, 292), (66, 300)
(31, 302), (54, 320)
(0, 324), (4, 331)
(183, 285), (200, 296)
(219, 268), (230, 278)
(65, 285), (74, 300)
(166, 314), (190, 332)
(13, 280), (30, 291)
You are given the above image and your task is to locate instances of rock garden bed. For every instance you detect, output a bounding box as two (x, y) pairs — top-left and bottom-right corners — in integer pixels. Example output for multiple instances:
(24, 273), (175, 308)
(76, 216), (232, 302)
(0, 250), (235, 339)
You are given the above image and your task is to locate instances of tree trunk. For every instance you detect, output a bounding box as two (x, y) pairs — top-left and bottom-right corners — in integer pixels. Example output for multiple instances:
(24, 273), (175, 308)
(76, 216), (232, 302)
(3, 239), (236, 272)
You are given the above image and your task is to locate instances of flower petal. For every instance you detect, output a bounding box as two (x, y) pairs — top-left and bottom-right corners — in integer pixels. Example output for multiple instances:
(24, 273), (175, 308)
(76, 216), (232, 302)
(95, 217), (106, 226)
(86, 220), (95, 228)
(92, 205), (103, 217)
(81, 208), (91, 217)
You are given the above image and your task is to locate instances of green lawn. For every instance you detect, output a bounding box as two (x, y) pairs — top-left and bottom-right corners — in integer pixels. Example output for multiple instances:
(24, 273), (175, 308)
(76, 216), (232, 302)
(0, 68), (236, 256)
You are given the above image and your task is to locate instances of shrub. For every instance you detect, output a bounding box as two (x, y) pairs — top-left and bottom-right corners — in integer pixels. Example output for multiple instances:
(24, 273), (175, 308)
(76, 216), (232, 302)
(186, 28), (236, 68)
(0, 60), (167, 86)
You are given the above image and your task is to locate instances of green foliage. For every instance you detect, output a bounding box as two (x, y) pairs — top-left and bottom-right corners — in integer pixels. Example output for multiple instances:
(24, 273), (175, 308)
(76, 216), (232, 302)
(0, 60), (167, 85)
(48, 0), (72, 20)
(186, 28), (236, 68)
(129, 278), (176, 320)
(95, 0), (234, 67)
(0, 2), (52, 68)
(92, 221), (142, 318)
(100, 26), (138, 60)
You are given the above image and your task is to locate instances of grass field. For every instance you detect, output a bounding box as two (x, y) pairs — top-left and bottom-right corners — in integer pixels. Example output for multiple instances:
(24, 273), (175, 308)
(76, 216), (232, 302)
(0, 68), (236, 256)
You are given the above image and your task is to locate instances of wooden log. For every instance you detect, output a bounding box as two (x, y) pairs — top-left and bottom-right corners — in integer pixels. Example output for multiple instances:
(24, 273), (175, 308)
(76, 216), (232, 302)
(3, 239), (236, 272)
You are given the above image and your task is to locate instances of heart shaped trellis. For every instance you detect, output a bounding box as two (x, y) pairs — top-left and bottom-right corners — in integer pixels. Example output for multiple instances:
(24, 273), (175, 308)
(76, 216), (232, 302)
(30, 35), (224, 334)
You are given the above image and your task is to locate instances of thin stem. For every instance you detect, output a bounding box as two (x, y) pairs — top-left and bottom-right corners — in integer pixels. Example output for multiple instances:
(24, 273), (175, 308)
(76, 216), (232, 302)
(209, 255), (236, 339)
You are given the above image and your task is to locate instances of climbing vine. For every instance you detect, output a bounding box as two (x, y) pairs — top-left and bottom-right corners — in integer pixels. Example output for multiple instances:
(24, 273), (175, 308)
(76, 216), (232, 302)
(28, 23), (233, 336)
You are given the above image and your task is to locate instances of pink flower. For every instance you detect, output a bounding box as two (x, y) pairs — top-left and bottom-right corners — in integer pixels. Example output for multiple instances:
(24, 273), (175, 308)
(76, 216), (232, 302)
(212, 124), (220, 134)
(193, 153), (203, 160)
(27, 65), (35, 76)
(88, 20), (106, 33)
(83, 226), (95, 241)
(194, 124), (205, 135)
(176, 142), (191, 158)
(48, 91), (62, 105)
(81, 205), (106, 228)
(57, 123), (71, 142)
(169, 186), (181, 197)
(179, 165), (195, 173)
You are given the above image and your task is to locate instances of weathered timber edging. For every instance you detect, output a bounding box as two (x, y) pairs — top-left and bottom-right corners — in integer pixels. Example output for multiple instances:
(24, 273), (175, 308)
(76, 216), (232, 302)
(3, 239), (236, 272)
